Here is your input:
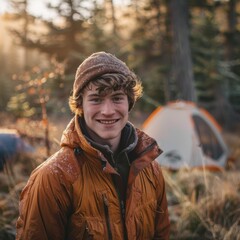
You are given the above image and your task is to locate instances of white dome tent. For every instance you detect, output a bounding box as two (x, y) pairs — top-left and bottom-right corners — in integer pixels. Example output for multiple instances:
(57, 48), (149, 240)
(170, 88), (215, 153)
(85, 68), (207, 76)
(142, 101), (229, 170)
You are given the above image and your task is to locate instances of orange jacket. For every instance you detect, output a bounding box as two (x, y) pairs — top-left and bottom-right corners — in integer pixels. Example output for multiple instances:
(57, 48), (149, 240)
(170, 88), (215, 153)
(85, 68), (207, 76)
(16, 116), (170, 240)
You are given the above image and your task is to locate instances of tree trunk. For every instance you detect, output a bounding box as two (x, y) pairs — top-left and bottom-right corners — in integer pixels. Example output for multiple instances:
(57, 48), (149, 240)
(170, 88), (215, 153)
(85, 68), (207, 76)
(226, 0), (237, 59)
(105, 0), (117, 35)
(10, 0), (30, 69)
(170, 0), (196, 101)
(23, 0), (29, 70)
(163, 2), (173, 102)
(228, 0), (237, 32)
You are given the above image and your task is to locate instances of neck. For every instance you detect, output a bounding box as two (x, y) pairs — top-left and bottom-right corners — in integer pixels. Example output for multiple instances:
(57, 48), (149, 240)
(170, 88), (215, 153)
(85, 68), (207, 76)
(86, 127), (121, 153)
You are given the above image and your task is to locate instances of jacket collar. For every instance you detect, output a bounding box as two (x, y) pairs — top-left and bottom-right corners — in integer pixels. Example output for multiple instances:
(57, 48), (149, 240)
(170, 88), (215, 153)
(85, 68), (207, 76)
(78, 117), (138, 158)
(60, 115), (162, 175)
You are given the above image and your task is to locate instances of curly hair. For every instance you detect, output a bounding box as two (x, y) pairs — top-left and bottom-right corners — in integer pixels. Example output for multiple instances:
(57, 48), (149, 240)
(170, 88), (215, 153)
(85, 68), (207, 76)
(69, 73), (143, 116)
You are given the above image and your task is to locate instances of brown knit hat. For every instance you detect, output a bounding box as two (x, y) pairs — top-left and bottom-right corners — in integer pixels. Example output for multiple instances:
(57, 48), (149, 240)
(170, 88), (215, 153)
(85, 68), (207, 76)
(73, 52), (135, 98)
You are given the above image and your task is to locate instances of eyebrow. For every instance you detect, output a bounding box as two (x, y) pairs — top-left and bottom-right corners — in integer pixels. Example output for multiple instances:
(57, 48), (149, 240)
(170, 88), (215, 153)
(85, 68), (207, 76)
(86, 90), (125, 98)
(111, 92), (125, 97)
(86, 93), (100, 98)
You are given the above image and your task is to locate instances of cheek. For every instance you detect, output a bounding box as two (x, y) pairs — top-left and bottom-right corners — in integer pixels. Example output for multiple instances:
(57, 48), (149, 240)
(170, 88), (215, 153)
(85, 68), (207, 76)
(120, 104), (129, 117)
(82, 105), (100, 120)
(123, 101), (130, 113)
(119, 98), (129, 112)
(82, 101), (93, 114)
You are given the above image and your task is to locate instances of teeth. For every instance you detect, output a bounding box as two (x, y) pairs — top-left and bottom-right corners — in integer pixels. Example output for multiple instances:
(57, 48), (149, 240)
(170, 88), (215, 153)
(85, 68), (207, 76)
(99, 120), (116, 124)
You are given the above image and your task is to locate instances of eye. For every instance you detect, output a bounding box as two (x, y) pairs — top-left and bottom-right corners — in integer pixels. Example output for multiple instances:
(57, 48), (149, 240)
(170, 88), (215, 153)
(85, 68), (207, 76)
(89, 98), (102, 103)
(113, 96), (124, 102)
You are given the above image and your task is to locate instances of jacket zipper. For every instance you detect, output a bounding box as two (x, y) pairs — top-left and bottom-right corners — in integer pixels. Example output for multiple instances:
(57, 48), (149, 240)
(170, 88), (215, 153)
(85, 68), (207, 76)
(103, 194), (113, 240)
(111, 175), (128, 240)
(112, 153), (128, 240)
(120, 199), (128, 240)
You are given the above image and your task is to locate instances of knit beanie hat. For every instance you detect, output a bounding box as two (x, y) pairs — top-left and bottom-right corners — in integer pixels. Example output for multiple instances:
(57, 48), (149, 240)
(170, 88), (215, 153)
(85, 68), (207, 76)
(73, 52), (135, 98)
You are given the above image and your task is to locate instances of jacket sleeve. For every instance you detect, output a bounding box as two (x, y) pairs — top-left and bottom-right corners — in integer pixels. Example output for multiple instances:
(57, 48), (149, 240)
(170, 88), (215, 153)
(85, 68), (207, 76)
(16, 164), (73, 240)
(153, 161), (170, 240)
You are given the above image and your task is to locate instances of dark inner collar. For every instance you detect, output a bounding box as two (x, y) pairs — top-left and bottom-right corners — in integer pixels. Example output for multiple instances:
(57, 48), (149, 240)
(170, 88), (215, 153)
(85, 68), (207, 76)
(78, 117), (137, 157)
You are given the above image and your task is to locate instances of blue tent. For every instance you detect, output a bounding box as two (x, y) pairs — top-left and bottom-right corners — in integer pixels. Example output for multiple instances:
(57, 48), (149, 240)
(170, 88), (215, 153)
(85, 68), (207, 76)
(0, 129), (34, 171)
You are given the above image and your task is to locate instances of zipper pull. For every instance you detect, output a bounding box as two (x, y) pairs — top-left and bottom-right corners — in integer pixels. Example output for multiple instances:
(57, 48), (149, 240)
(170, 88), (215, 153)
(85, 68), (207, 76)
(120, 200), (126, 220)
(102, 193), (113, 240)
(103, 193), (109, 206)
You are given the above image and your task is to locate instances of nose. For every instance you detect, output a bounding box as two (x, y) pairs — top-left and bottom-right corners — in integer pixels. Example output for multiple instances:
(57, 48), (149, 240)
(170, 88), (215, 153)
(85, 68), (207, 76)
(101, 99), (115, 115)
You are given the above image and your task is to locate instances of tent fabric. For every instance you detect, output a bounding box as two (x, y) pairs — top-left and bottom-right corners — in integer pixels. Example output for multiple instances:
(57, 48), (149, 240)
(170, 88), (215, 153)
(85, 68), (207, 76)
(142, 101), (228, 170)
(0, 129), (34, 171)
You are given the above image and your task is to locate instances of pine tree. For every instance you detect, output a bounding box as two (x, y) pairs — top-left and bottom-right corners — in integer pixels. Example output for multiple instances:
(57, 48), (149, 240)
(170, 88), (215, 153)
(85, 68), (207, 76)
(191, 13), (240, 127)
(125, 0), (170, 111)
(191, 15), (222, 108)
(224, 0), (240, 113)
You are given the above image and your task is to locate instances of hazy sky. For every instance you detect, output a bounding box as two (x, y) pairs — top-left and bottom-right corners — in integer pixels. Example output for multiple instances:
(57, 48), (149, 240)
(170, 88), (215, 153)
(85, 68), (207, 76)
(0, 0), (130, 19)
(0, 0), (9, 14)
(0, 0), (60, 19)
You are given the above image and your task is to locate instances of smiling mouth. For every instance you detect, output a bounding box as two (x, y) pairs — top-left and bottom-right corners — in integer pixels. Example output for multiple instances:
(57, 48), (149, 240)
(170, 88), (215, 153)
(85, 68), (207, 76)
(98, 119), (119, 124)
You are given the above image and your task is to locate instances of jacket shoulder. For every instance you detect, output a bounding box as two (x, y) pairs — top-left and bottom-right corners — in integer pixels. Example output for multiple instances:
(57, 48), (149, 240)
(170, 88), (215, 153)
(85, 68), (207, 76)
(32, 147), (81, 184)
(135, 128), (163, 157)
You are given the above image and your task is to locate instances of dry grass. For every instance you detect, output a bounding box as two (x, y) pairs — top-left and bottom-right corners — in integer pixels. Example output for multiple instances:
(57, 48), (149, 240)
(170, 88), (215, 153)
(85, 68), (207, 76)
(0, 116), (239, 239)
(164, 166), (240, 240)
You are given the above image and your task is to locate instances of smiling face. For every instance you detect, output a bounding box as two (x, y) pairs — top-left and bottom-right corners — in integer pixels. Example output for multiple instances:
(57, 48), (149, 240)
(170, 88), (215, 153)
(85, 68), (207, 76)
(82, 83), (129, 152)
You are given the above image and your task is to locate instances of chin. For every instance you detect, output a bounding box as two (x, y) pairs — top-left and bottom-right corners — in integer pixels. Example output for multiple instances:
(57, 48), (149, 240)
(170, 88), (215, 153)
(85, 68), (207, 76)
(100, 134), (117, 140)
(98, 132), (119, 140)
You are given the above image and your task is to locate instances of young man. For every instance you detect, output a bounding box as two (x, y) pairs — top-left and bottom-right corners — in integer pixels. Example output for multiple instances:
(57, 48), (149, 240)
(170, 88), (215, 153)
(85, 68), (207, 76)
(16, 52), (170, 239)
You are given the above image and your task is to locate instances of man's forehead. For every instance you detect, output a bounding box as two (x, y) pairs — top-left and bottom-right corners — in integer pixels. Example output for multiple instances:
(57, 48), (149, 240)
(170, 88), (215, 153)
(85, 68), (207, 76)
(84, 83), (125, 96)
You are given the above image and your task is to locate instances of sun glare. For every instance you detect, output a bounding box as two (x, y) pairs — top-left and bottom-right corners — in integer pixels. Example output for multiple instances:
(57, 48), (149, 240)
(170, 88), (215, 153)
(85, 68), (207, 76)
(0, 0), (59, 20)
(27, 0), (60, 20)
(0, 0), (9, 14)
(0, 0), (131, 19)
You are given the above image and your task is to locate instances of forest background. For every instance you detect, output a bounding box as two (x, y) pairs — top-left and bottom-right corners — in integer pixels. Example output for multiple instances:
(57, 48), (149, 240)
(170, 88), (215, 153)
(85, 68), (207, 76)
(1, 0), (240, 127)
(0, 0), (240, 239)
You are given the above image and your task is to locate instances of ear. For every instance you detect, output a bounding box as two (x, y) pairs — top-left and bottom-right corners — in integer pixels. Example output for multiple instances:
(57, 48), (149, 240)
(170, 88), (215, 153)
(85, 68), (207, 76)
(76, 107), (83, 116)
